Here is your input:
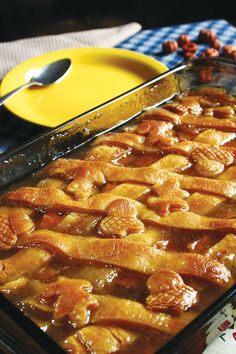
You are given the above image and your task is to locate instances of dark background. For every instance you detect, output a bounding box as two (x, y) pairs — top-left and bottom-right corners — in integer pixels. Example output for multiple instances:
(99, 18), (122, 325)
(0, 0), (236, 41)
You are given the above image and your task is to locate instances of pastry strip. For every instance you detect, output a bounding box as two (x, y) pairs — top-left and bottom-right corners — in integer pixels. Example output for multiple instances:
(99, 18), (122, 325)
(89, 295), (193, 335)
(0, 248), (52, 284)
(18, 230), (231, 285)
(41, 159), (236, 198)
(3, 188), (236, 231)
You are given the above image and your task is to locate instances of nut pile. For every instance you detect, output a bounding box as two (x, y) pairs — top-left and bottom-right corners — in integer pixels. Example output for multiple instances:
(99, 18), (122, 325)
(162, 28), (236, 60)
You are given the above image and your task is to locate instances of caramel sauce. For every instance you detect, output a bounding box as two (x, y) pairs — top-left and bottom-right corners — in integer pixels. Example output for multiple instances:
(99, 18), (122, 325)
(0, 87), (236, 353)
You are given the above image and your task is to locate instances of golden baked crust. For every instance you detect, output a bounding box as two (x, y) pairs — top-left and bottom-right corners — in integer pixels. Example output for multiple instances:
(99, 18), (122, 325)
(1, 86), (236, 353)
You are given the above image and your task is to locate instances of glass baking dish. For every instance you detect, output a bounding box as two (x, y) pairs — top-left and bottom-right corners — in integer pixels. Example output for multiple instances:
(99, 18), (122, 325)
(0, 57), (236, 354)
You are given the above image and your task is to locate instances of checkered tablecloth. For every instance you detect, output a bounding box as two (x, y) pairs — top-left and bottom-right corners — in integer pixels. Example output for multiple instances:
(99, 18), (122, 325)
(1, 19), (236, 154)
(117, 19), (236, 68)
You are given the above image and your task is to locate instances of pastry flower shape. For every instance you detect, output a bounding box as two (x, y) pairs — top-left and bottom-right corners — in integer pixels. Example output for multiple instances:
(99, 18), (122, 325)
(146, 270), (197, 315)
(40, 277), (98, 325)
(99, 199), (144, 238)
(147, 178), (189, 216)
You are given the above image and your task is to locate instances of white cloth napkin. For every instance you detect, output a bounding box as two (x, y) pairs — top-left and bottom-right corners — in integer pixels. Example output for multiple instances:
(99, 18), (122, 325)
(203, 328), (236, 354)
(0, 22), (141, 79)
(203, 304), (236, 354)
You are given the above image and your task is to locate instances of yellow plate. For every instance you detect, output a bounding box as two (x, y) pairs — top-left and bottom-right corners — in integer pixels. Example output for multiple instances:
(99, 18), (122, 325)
(0, 48), (168, 127)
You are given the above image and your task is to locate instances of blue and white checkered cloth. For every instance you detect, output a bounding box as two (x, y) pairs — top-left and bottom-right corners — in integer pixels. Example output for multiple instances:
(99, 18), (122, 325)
(117, 19), (236, 68)
(1, 19), (236, 155)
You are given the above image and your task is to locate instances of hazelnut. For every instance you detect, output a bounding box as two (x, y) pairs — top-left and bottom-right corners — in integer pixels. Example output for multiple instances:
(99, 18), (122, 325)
(211, 39), (221, 50)
(162, 40), (178, 54)
(199, 68), (213, 83)
(223, 45), (236, 58)
(183, 51), (196, 60)
(201, 48), (219, 57)
(182, 42), (198, 53)
(229, 50), (236, 60)
(199, 29), (216, 43)
(178, 34), (190, 47)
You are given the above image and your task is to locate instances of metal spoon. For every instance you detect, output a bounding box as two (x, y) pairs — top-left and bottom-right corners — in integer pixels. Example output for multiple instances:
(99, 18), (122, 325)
(0, 58), (71, 106)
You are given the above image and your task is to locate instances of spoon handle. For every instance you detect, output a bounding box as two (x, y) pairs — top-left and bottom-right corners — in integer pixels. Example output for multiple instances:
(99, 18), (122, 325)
(0, 81), (36, 106)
